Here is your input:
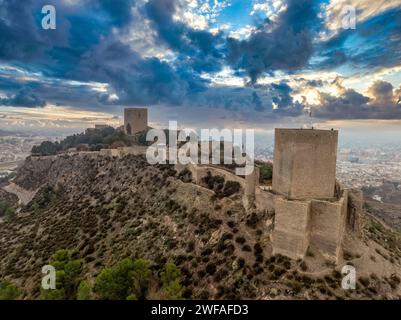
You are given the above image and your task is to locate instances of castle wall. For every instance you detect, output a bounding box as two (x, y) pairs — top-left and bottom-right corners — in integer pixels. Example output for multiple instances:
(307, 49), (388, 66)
(347, 189), (363, 235)
(272, 129), (338, 200)
(310, 190), (348, 262)
(245, 167), (260, 198)
(255, 189), (275, 213)
(99, 149), (120, 157)
(118, 146), (147, 156)
(272, 197), (311, 260)
(124, 108), (148, 135)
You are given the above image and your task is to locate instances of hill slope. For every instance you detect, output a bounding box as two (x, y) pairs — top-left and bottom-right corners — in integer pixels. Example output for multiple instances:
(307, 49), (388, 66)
(0, 154), (400, 299)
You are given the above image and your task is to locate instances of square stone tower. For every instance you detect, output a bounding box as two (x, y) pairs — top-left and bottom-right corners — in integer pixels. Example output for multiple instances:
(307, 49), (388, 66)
(272, 128), (338, 200)
(124, 108), (148, 135)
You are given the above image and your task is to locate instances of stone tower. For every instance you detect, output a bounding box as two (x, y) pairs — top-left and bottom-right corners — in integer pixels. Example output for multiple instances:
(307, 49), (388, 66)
(124, 108), (148, 135)
(272, 128), (338, 200)
(271, 128), (347, 263)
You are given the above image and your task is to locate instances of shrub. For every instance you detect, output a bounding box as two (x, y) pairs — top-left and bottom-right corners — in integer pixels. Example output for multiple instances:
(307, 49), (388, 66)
(206, 263), (217, 275)
(0, 281), (21, 300)
(94, 259), (136, 300)
(235, 236), (246, 245)
(40, 249), (82, 300)
(178, 168), (192, 183)
(222, 181), (241, 197)
(94, 258), (152, 300)
(0, 201), (15, 219)
(257, 162), (273, 183)
(132, 259), (152, 298)
(77, 281), (92, 300)
(300, 261), (308, 271)
(32, 127), (129, 155)
(160, 262), (183, 300)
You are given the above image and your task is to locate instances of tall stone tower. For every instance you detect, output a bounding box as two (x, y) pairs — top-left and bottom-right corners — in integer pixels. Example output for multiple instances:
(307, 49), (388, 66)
(124, 108), (148, 135)
(271, 128), (345, 262)
(272, 128), (338, 200)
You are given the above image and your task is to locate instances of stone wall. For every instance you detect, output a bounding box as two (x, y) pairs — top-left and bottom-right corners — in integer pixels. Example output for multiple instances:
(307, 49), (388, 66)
(272, 129), (338, 200)
(347, 189), (363, 235)
(272, 197), (311, 259)
(118, 146), (147, 156)
(271, 191), (349, 262)
(174, 164), (262, 211)
(309, 190), (348, 262)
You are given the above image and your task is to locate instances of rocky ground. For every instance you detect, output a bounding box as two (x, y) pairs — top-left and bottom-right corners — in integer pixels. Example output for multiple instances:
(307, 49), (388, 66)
(0, 154), (400, 299)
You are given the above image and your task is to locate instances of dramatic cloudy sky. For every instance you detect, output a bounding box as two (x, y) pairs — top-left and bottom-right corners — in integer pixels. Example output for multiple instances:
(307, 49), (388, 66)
(0, 0), (401, 134)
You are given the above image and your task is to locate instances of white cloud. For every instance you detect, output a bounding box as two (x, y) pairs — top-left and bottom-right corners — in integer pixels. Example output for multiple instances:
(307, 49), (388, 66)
(174, 0), (232, 29)
(251, 0), (286, 21)
(228, 25), (255, 39)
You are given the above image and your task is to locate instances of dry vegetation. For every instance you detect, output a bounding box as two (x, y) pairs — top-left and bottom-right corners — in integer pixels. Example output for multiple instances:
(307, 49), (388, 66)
(0, 154), (400, 299)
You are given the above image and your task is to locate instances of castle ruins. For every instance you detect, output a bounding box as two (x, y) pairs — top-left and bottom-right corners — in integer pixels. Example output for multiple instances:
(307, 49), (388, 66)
(28, 108), (362, 264)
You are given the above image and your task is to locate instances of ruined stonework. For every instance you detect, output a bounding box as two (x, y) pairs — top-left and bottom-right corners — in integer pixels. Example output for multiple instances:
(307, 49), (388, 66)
(272, 129), (338, 200)
(272, 198), (311, 259)
(124, 108), (148, 135)
(347, 189), (363, 235)
(245, 167), (260, 209)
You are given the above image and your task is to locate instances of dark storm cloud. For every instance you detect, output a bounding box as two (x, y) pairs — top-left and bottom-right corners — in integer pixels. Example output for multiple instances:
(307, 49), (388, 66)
(314, 80), (401, 120)
(226, 0), (323, 83)
(368, 80), (394, 105)
(75, 38), (208, 106)
(0, 0), (209, 108)
(0, 0), (400, 122)
(144, 0), (224, 74)
(0, 89), (46, 108)
(186, 81), (305, 119)
(0, 0), (43, 61)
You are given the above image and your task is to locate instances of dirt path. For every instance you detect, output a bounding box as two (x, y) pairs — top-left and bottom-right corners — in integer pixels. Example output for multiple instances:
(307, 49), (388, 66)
(2, 182), (37, 205)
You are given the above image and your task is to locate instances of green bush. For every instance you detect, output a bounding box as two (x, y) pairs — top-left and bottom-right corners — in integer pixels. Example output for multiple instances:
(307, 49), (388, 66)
(95, 259), (135, 300)
(95, 258), (152, 300)
(0, 201), (15, 219)
(256, 161), (273, 183)
(77, 281), (92, 300)
(40, 249), (82, 300)
(132, 259), (152, 299)
(32, 127), (130, 156)
(0, 281), (21, 300)
(161, 263), (183, 300)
